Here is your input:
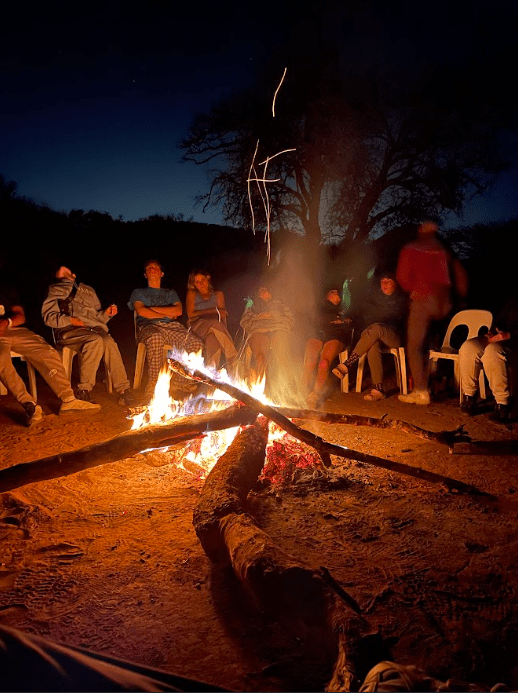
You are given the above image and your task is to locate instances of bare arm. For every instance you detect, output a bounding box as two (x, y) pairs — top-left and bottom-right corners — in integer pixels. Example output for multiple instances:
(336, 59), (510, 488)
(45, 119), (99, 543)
(186, 290), (227, 319)
(134, 300), (182, 320)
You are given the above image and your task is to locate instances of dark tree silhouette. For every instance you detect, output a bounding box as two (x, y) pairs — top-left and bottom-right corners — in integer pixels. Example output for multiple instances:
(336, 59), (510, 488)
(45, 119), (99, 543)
(180, 58), (510, 255)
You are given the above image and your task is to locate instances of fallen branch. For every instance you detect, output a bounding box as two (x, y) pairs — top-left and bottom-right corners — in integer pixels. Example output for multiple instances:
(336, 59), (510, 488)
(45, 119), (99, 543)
(276, 408), (468, 450)
(168, 358), (488, 496)
(193, 419), (379, 691)
(0, 405), (257, 493)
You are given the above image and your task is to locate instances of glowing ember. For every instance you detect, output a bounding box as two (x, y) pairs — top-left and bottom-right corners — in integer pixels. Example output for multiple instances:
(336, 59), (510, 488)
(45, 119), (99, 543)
(262, 422), (323, 486)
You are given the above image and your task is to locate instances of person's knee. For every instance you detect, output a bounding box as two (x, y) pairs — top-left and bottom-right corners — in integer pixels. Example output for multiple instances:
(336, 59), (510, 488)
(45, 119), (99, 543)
(481, 342), (506, 368)
(317, 357), (330, 372)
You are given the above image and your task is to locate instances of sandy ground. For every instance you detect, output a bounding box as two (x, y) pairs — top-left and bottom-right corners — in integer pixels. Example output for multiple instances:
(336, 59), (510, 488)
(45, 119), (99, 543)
(1, 368), (518, 692)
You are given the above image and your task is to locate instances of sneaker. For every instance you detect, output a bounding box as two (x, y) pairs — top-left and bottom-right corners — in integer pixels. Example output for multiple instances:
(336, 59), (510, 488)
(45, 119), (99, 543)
(489, 402), (511, 424)
(24, 402), (44, 427)
(306, 392), (320, 409)
(460, 394), (476, 416)
(60, 398), (101, 413)
(398, 389), (431, 405)
(332, 363), (348, 380)
(118, 389), (136, 406)
(364, 388), (386, 401)
(76, 389), (94, 402)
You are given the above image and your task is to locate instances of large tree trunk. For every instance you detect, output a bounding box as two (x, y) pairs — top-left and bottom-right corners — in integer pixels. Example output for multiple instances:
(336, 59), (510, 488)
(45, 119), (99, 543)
(193, 419), (381, 691)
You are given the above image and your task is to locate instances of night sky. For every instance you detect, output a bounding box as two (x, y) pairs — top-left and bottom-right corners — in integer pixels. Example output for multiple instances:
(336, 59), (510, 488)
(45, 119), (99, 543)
(2, 0), (517, 228)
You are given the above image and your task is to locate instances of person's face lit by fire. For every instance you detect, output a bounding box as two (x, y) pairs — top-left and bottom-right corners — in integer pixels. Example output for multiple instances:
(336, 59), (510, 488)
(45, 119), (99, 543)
(258, 287), (272, 302)
(380, 278), (397, 296)
(144, 262), (164, 286)
(194, 273), (210, 295)
(56, 266), (76, 281)
(326, 289), (341, 306)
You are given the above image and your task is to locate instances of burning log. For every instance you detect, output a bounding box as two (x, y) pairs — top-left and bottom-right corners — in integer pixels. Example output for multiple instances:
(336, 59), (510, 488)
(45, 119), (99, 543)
(0, 406), (257, 493)
(193, 418), (379, 691)
(169, 358), (487, 496)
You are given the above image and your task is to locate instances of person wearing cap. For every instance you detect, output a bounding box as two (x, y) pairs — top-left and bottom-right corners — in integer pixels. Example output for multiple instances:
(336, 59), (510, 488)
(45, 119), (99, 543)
(42, 267), (135, 406)
(396, 221), (468, 405)
(332, 273), (407, 401)
(303, 286), (352, 409)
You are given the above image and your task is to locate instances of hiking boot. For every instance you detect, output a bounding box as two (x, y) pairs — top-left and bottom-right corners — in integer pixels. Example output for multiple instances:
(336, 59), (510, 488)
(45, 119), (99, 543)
(60, 398), (101, 413)
(118, 389), (136, 406)
(460, 394), (476, 416)
(398, 389), (431, 405)
(24, 402), (44, 427)
(489, 402), (512, 424)
(76, 389), (94, 402)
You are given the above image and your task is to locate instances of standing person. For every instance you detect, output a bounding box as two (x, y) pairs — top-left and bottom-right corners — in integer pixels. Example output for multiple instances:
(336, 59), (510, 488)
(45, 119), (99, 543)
(459, 294), (518, 423)
(396, 221), (468, 405)
(332, 273), (407, 400)
(0, 281), (100, 426)
(186, 269), (237, 371)
(303, 287), (352, 409)
(42, 267), (135, 406)
(128, 260), (204, 399)
(239, 284), (296, 402)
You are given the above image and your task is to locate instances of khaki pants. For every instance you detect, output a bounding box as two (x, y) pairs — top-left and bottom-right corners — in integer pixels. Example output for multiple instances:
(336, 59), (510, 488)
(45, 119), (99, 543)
(0, 327), (74, 404)
(57, 327), (130, 393)
(459, 336), (515, 405)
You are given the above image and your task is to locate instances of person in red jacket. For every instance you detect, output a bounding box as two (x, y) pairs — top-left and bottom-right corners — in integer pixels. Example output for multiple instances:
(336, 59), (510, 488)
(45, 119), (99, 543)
(396, 221), (468, 405)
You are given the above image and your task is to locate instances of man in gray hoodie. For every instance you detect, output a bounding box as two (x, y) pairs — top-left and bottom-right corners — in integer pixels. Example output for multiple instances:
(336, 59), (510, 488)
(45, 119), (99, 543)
(42, 267), (134, 406)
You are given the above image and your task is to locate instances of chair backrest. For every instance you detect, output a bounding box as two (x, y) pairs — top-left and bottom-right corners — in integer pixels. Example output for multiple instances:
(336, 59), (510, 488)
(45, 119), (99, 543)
(441, 309), (493, 350)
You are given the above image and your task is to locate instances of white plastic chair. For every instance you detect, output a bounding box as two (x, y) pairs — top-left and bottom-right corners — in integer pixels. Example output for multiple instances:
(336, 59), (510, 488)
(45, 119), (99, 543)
(428, 309), (493, 401)
(132, 313), (172, 391)
(0, 352), (38, 399)
(355, 347), (408, 395)
(337, 350), (350, 394)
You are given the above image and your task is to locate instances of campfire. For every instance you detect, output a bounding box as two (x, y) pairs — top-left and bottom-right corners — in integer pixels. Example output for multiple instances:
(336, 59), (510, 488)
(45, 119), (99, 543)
(129, 348), (326, 485)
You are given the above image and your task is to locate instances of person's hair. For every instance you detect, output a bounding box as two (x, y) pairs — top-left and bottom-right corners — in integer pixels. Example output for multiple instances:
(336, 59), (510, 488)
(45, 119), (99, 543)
(187, 269), (213, 292)
(144, 259), (163, 272)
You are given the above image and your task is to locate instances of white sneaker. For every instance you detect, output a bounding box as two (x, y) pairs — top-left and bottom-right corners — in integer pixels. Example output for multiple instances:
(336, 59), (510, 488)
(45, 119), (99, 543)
(398, 390), (431, 405)
(60, 398), (101, 413)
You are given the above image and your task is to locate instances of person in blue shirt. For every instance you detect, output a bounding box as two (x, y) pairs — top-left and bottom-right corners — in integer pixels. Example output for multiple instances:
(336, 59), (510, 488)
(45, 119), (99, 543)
(128, 259), (203, 399)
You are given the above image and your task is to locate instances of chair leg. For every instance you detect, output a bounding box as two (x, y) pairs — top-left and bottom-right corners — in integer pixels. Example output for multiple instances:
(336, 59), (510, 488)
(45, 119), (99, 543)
(105, 364), (113, 394)
(398, 347), (408, 395)
(134, 343), (146, 390)
(478, 370), (487, 400)
(338, 350), (349, 394)
(26, 362), (38, 401)
(356, 354), (367, 393)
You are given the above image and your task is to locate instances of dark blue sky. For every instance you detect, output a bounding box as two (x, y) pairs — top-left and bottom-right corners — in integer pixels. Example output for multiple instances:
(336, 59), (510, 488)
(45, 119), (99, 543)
(2, 0), (517, 227)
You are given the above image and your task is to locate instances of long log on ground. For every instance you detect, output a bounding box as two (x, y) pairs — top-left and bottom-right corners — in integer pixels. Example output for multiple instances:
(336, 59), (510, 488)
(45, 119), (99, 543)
(193, 419), (379, 691)
(169, 358), (488, 496)
(0, 405), (257, 493)
(276, 408), (468, 449)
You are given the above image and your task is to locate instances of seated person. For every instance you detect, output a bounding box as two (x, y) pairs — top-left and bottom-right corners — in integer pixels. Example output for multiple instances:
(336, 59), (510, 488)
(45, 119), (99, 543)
(303, 286), (352, 409)
(332, 273), (407, 400)
(42, 267), (135, 406)
(239, 284), (295, 402)
(128, 259), (204, 399)
(0, 281), (100, 426)
(186, 269), (237, 371)
(459, 294), (518, 423)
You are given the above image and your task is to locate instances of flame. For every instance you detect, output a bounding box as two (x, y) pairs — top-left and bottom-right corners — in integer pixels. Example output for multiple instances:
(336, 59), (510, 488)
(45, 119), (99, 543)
(130, 349), (271, 478)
